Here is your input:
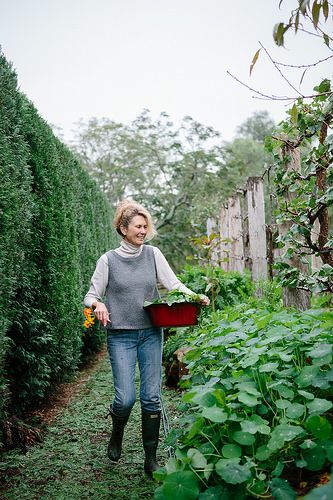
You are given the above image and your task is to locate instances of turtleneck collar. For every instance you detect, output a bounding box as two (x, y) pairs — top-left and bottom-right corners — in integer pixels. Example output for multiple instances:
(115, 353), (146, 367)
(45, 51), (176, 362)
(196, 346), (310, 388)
(115, 238), (144, 257)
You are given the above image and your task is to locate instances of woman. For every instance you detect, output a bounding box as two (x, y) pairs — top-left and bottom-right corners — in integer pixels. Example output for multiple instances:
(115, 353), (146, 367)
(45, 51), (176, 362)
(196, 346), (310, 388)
(84, 199), (209, 476)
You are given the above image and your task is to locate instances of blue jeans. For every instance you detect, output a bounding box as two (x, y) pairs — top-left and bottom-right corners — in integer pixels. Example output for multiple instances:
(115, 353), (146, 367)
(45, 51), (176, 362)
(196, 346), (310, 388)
(106, 327), (163, 417)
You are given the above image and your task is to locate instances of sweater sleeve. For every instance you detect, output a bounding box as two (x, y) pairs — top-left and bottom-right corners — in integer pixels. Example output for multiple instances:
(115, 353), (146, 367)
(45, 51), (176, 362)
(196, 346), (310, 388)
(153, 247), (194, 295)
(83, 254), (109, 308)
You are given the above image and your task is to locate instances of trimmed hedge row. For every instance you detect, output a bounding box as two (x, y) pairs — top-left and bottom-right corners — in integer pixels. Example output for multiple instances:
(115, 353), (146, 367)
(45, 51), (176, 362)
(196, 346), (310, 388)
(0, 51), (117, 433)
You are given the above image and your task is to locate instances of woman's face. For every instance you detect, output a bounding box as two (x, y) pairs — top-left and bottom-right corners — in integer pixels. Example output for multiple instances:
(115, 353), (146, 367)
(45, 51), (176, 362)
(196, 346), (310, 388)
(121, 215), (148, 246)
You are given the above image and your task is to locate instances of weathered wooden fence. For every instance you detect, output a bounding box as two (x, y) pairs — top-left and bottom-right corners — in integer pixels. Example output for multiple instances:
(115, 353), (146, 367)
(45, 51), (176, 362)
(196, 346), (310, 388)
(207, 176), (269, 281)
(208, 169), (320, 310)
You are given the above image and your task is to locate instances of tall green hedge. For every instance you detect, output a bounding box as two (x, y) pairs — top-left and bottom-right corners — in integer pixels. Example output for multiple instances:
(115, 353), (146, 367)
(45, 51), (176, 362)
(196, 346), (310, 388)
(0, 50), (117, 433)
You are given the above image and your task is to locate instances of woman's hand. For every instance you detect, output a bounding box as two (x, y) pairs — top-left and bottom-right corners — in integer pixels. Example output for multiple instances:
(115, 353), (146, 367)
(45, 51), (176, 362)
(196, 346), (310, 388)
(200, 295), (210, 306)
(93, 302), (111, 327)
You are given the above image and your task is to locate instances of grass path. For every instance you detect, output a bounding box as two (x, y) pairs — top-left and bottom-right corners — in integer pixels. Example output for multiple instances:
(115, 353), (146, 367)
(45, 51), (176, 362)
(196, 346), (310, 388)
(0, 352), (180, 500)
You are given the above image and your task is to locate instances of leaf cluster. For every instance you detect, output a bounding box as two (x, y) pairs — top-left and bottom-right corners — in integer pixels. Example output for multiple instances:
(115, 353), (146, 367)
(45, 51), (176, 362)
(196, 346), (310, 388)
(163, 266), (255, 367)
(266, 80), (333, 293)
(274, 1), (332, 48)
(156, 302), (333, 498)
(144, 290), (203, 307)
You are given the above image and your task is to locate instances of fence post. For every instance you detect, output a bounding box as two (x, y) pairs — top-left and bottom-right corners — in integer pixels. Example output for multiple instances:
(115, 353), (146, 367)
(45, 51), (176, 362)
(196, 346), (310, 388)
(246, 177), (268, 281)
(311, 219), (322, 272)
(220, 203), (230, 271)
(228, 196), (244, 273)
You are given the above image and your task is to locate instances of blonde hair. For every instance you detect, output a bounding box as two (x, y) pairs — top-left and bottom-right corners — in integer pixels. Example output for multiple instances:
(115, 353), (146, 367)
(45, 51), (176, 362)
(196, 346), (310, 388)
(113, 199), (157, 240)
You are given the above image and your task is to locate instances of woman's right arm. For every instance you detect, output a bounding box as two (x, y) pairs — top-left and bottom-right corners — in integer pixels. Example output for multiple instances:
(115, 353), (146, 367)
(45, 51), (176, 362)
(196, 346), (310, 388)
(84, 255), (110, 326)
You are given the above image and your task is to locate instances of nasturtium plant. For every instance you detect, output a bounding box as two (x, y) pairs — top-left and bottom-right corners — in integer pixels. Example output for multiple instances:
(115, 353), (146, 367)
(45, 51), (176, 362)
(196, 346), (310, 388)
(144, 289), (203, 307)
(155, 301), (333, 499)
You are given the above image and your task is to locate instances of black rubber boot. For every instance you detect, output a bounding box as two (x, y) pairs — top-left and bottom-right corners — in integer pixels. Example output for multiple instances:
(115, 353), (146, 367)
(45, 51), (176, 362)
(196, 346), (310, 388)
(107, 408), (130, 462)
(142, 410), (161, 476)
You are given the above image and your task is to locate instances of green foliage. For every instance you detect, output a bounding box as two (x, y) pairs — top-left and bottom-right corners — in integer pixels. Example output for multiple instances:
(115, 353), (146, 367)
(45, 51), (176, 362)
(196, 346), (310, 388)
(72, 110), (273, 270)
(0, 49), (117, 433)
(157, 302), (333, 498)
(177, 265), (254, 312)
(274, 1), (332, 48)
(163, 267), (255, 366)
(266, 80), (333, 294)
(236, 111), (275, 144)
(145, 290), (203, 307)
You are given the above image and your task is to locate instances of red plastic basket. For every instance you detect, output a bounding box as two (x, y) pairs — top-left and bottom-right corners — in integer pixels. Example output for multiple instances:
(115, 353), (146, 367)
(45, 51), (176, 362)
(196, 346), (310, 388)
(144, 302), (200, 328)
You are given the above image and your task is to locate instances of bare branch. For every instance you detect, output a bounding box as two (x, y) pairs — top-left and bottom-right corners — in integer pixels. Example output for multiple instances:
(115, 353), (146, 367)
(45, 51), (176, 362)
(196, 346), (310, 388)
(274, 54), (333, 69)
(259, 42), (304, 97)
(227, 71), (333, 101)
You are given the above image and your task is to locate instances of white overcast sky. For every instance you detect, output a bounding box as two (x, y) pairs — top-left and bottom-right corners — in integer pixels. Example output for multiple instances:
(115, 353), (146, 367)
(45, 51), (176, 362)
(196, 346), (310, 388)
(1, 0), (332, 142)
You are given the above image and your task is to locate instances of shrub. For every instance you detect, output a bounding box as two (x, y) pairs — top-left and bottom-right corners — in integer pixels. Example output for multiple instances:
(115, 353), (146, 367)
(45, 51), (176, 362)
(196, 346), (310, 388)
(0, 50), (116, 438)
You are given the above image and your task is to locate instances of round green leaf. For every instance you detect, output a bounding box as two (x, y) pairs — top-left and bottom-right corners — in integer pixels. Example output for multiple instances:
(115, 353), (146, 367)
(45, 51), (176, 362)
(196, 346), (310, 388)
(297, 390), (315, 400)
(302, 446), (326, 471)
(307, 398), (333, 415)
(237, 392), (259, 407)
(276, 385), (294, 399)
(222, 444), (242, 459)
(240, 420), (258, 434)
(198, 484), (230, 499)
(241, 355), (259, 368)
(308, 344), (332, 358)
(272, 424), (304, 441)
(250, 480), (267, 495)
(306, 415), (333, 440)
(300, 439), (316, 450)
(187, 417), (205, 440)
(187, 448), (207, 469)
(286, 402), (305, 419)
(161, 471), (200, 500)
(277, 352), (293, 362)
(215, 461), (252, 484)
(255, 445), (272, 461)
(259, 362), (279, 373)
(235, 382), (260, 396)
(233, 431), (255, 445)
(267, 436), (285, 451)
(275, 399), (292, 410)
(165, 458), (179, 474)
(194, 391), (217, 408)
(295, 366), (320, 388)
(241, 417), (270, 435)
(323, 441), (333, 462)
(202, 406), (228, 423)
(269, 477), (296, 500)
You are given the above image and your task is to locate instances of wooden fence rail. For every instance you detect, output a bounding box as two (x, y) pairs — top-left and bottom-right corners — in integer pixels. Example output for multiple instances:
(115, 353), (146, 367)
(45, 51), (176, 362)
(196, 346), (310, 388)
(207, 176), (268, 281)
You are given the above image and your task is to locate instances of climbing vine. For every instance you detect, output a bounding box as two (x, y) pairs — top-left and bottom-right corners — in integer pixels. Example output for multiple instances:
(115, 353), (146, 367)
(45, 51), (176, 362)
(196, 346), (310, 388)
(266, 79), (333, 294)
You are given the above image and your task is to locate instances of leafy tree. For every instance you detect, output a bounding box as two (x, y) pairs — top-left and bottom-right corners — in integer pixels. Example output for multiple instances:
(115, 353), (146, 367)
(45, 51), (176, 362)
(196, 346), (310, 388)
(72, 111), (224, 268)
(236, 110), (276, 144)
(72, 110), (274, 269)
